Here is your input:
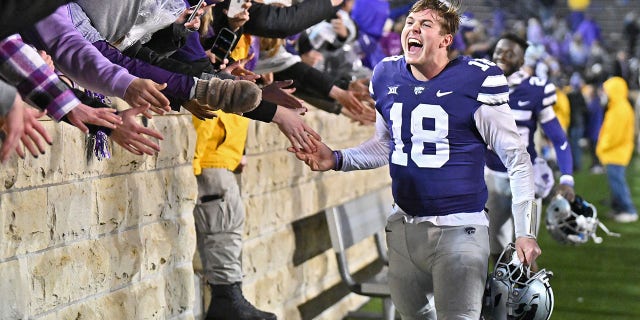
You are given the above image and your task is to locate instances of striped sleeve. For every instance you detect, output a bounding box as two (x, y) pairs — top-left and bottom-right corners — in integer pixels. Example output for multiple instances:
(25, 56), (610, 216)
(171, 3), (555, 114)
(542, 82), (557, 108)
(478, 73), (509, 106)
(0, 34), (79, 121)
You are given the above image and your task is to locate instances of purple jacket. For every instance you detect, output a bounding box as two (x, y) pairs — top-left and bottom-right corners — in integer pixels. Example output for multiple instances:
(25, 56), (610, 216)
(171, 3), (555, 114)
(24, 6), (136, 99)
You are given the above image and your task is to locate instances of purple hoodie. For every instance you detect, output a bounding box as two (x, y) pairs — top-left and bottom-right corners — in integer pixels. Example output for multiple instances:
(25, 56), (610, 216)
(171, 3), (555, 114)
(24, 6), (136, 98)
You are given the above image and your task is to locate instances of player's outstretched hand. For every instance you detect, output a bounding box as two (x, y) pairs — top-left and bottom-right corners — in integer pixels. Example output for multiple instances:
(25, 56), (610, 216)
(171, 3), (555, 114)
(556, 184), (576, 202)
(272, 105), (319, 153)
(287, 135), (334, 172)
(514, 237), (541, 266)
(110, 105), (164, 156)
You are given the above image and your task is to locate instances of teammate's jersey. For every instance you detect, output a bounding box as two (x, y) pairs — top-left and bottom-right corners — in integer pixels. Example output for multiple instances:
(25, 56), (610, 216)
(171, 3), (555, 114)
(485, 71), (557, 172)
(370, 55), (509, 216)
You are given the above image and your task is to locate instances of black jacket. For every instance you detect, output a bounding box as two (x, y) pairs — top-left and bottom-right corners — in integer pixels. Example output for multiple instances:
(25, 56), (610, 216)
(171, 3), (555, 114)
(208, 0), (338, 47)
(0, 1), (72, 39)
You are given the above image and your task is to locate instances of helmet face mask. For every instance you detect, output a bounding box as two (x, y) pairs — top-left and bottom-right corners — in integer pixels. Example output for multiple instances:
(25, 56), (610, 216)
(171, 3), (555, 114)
(545, 194), (617, 245)
(483, 243), (554, 320)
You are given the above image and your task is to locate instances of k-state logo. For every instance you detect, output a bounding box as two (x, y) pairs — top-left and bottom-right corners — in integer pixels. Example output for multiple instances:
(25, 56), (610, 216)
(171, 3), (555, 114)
(388, 86), (399, 95)
(414, 86), (425, 95)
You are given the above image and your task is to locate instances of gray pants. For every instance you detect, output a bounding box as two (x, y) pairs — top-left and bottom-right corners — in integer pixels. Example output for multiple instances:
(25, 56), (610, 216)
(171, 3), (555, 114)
(193, 168), (244, 285)
(385, 211), (489, 320)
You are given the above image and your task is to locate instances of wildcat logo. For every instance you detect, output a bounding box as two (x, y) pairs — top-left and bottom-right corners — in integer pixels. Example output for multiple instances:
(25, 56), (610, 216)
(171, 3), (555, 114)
(388, 86), (399, 95)
(414, 86), (425, 95)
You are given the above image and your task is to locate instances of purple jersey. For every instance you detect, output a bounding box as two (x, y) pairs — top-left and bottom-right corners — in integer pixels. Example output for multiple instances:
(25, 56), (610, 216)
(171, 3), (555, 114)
(485, 73), (557, 172)
(371, 55), (509, 216)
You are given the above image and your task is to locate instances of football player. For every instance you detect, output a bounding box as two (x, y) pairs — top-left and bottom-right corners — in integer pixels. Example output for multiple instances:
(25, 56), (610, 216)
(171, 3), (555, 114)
(288, 1), (541, 318)
(485, 33), (575, 266)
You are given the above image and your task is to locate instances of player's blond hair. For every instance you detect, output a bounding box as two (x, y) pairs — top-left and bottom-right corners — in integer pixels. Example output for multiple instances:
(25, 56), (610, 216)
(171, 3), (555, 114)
(409, 0), (461, 36)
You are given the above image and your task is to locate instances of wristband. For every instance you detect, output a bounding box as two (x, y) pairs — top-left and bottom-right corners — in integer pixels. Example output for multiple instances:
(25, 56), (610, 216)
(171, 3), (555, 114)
(559, 175), (574, 187)
(332, 150), (343, 171)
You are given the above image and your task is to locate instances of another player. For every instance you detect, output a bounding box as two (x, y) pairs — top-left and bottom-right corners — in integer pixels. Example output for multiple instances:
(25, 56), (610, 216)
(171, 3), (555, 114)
(288, 1), (541, 318)
(486, 33), (575, 265)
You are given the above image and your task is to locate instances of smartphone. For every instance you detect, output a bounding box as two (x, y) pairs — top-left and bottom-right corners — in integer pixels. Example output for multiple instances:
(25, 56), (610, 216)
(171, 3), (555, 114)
(226, 0), (244, 18)
(210, 27), (238, 63)
(186, 0), (206, 23)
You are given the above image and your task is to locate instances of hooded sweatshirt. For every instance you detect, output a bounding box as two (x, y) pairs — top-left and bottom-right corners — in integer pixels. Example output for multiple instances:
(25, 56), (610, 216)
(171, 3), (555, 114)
(596, 76), (635, 166)
(76, 0), (142, 44)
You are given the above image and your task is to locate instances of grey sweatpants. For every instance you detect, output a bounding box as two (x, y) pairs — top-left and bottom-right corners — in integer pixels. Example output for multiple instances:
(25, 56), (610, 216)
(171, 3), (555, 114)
(193, 168), (244, 285)
(385, 210), (490, 320)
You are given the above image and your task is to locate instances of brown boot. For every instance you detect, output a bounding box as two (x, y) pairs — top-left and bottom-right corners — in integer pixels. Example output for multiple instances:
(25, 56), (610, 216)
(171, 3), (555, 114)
(195, 78), (262, 114)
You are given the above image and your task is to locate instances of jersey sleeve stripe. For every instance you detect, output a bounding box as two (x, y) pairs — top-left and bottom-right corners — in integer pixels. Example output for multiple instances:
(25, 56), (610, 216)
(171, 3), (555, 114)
(482, 74), (508, 87)
(511, 109), (534, 121)
(544, 83), (556, 94)
(478, 92), (510, 105)
(542, 95), (557, 107)
(538, 106), (557, 123)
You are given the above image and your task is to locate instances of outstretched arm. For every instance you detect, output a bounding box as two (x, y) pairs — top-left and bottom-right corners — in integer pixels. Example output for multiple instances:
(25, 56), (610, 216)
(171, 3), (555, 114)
(26, 5), (170, 113)
(541, 115), (575, 201)
(244, 0), (339, 38)
(0, 34), (123, 132)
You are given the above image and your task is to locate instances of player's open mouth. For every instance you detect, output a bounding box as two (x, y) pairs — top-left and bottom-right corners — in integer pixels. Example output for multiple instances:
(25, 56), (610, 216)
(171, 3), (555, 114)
(407, 38), (423, 54)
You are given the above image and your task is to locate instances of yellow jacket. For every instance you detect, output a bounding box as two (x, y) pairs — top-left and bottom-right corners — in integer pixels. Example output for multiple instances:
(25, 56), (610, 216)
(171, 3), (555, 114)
(596, 77), (635, 166)
(553, 87), (570, 132)
(229, 34), (252, 62)
(192, 112), (250, 175)
(192, 33), (253, 176)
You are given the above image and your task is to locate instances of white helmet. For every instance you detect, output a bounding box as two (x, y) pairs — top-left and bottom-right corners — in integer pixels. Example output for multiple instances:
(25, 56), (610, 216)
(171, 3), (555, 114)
(545, 194), (619, 245)
(482, 243), (554, 320)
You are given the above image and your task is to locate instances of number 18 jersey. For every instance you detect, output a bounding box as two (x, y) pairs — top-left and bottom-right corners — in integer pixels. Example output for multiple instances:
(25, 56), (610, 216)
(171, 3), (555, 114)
(370, 55), (510, 216)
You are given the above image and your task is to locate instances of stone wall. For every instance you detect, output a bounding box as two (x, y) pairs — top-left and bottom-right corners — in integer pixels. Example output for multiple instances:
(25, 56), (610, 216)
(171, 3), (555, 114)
(0, 107), (391, 320)
(238, 108), (391, 320)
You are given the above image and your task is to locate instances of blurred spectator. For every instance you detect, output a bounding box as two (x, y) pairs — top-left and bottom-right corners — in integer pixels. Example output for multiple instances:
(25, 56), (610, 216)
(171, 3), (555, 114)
(567, 72), (588, 171)
(568, 33), (589, 72)
(584, 82), (605, 173)
(567, 0), (590, 32)
(538, 0), (557, 29)
(574, 13), (601, 48)
(596, 76), (638, 223)
(613, 49), (635, 88)
(623, 12), (640, 58)
(350, 0), (389, 68)
(379, 15), (404, 57)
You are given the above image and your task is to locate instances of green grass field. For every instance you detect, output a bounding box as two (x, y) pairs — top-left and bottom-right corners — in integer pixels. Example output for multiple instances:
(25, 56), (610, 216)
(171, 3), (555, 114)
(349, 155), (640, 320)
(537, 155), (640, 320)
